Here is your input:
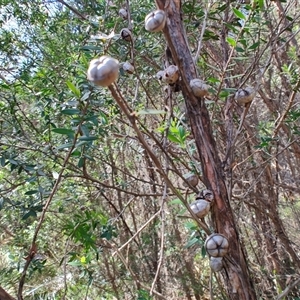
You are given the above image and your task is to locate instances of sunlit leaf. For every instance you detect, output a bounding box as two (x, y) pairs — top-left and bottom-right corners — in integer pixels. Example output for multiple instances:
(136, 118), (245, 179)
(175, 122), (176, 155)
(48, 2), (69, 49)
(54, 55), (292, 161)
(169, 198), (184, 206)
(66, 80), (81, 98)
(226, 37), (236, 47)
(52, 171), (59, 179)
(167, 134), (182, 144)
(232, 8), (246, 20)
(67, 260), (82, 267)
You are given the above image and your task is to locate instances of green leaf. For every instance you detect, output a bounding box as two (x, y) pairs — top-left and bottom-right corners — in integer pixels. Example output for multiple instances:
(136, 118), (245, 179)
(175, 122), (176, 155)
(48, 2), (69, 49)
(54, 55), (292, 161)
(136, 109), (166, 116)
(169, 198), (184, 206)
(201, 245), (207, 258)
(248, 41), (260, 50)
(203, 29), (219, 41)
(0, 198), (5, 210)
(71, 149), (81, 157)
(184, 221), (198, 231)
(184, 237), (201, 249)
(75, 141), (90, 147)
(67, 260), (82, 267)
(207, 77), (220, 83)
(81, 45), (103, 51)
(137, 289), (152, 300)
(236, 47), (245, 53)
(61, 109), (81, 115)
(25, 190), (39, 195)
(66, 80), (81, 98)
(219, 88), (236, 98)
(0, 156), (5, 167)
(78, 157), (85, 168)
(232, 8), (246, 20)
(226, 37), (236, 47)
(178, 126), (186, 140)
(167, 134), (182, 144)
(78, 136), (98, 141)
(9, 158), (18, 165)
(52, 128), (75, 135)
(57, 143), (74, 150)
(258, 0), (264, 10)
(22, 210), (37, 220)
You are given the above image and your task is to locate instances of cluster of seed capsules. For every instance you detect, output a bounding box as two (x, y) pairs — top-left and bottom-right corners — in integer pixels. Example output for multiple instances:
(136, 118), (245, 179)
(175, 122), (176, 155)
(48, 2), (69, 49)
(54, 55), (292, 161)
(86, 7), (256, 106)
(86, 8), (210, 100)
(187, 176), (229, 273)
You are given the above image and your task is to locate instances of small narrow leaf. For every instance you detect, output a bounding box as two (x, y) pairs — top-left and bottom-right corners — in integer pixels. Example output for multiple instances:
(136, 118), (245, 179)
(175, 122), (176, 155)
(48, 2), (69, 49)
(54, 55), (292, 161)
(78, 136), (98, 141)
(67, 260), (82, 267)
(167, 134), (182, 144)
(248, 41), (260, 50)
(232, 8), (246, 20)
(78, 157), (84, 168)
(226, 37), (236, 47)
(52, 128), (75, 135)
(61, 109), (81, 115)
(169, 199), (184, 206)
(57, 143), (74, 150)
(22, 210), (37, 220)
(201, 245), (207, 258)
(66, 81), (81, 98)
(0, 198), (4, 210)
(184, 237), (200, 249)
(25, 190), (39, 195)
(80, 45), (102, 51)
(236, 47), (245, 53)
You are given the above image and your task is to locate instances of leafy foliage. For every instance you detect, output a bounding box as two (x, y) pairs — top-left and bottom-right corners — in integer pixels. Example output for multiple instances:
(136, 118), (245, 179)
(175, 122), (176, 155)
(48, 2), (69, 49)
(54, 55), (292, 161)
(1, 0), (300, 299)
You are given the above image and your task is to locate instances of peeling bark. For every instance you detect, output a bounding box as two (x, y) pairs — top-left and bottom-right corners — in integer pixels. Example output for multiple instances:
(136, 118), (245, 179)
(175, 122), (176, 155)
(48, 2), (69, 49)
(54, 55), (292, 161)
(155, 0), (257, 298)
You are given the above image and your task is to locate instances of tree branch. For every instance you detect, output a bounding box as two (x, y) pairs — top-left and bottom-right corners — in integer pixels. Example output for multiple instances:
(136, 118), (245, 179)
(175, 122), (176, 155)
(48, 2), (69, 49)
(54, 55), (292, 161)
(275, 277), (300, 300)
(0, 286), (15, 300)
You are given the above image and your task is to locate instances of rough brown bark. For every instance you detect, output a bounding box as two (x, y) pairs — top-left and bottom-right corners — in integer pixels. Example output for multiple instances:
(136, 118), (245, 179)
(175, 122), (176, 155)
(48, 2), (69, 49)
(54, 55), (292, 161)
(155, 0), (257, 299)
(0, 286), (15, 300)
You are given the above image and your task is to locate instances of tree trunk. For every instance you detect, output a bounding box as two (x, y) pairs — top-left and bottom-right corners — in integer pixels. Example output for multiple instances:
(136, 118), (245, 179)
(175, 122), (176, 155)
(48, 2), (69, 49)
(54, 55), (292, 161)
(155, 0), (257, 298)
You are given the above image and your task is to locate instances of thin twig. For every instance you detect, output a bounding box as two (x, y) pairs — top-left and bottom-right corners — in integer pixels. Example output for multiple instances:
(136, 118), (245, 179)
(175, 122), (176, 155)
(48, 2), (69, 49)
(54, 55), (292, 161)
(193, 5), (209, 64)
(108, 241), (167, 299)
(272, 78), (300, 138)
(150, 102), (171, 294)
(112, 210), (160, 256)
(275, 277), (300, 300)
(17, 101), (90, 300)
(56, 0), (88, 20)
(150, 185), (167, 295)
